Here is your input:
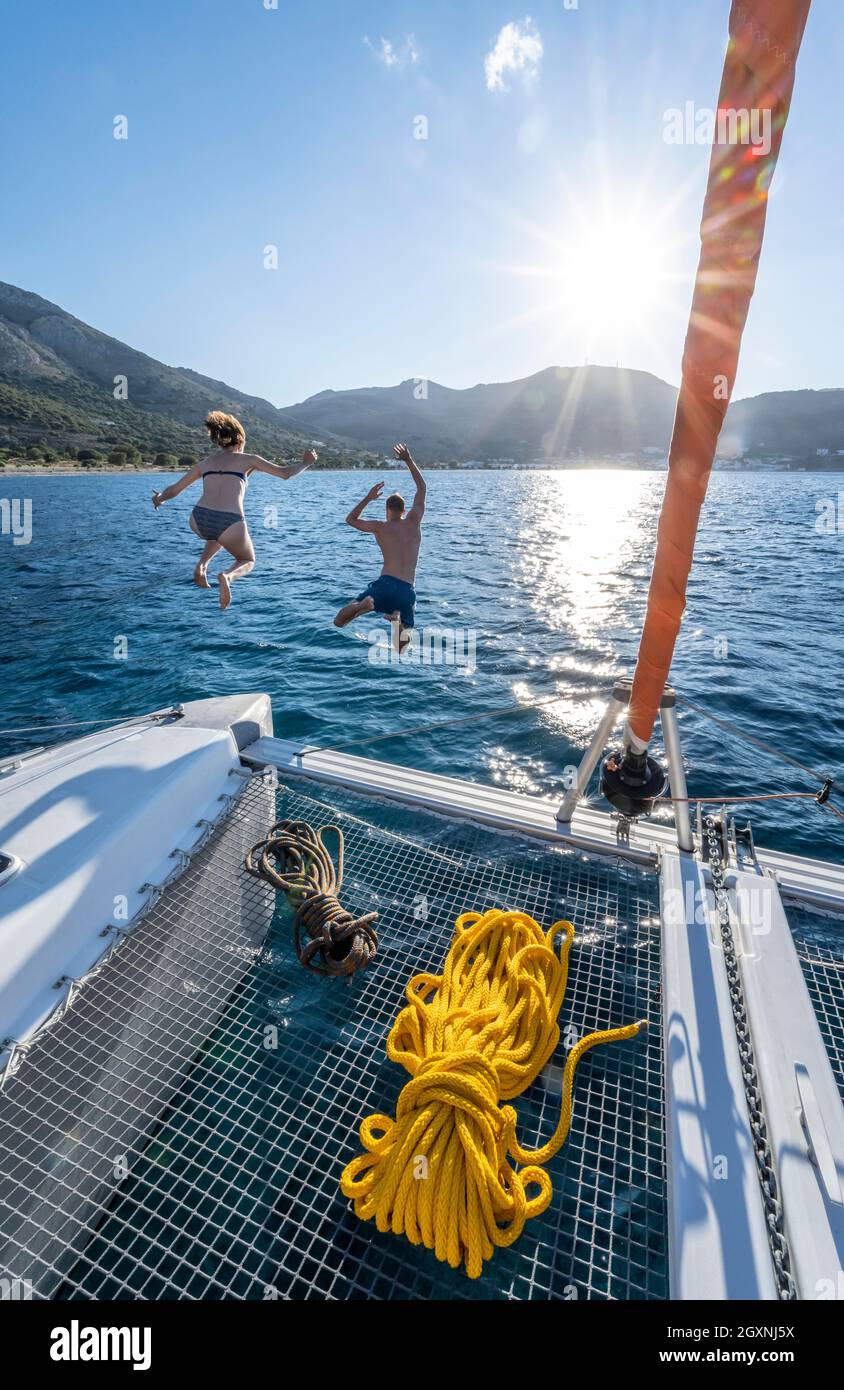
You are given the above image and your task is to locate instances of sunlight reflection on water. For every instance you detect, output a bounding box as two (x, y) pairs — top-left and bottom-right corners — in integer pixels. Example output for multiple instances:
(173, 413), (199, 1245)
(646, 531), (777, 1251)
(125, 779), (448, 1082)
(3, 468), (843, 860)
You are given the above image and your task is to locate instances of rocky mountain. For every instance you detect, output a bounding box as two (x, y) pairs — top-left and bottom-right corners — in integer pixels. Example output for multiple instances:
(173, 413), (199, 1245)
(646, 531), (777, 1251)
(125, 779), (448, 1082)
(725, 389), (844, 459)
(278, 366), (679, 460)
(279, 370), (844, 463)
(0, 281), (310, 460)
(1, 280), (842, 465)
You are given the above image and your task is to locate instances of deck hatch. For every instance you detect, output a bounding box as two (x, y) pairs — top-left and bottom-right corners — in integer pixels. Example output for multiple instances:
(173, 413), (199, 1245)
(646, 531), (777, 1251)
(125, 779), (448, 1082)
(0, 851), (21, 887)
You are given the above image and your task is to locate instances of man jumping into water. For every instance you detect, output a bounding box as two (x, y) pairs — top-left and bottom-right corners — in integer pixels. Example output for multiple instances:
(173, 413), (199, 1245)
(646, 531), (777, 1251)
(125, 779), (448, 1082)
(334, 443), (425, 647)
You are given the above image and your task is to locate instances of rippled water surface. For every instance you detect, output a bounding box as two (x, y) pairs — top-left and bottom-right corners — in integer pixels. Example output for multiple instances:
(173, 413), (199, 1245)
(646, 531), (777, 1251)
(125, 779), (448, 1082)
(3, 468), (843, 861)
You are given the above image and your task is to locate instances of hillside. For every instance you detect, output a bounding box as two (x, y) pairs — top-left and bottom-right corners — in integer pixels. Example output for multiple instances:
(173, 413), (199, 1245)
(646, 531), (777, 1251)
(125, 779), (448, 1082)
(724, 389), (844, 458)
(279, 370), (844, 464)
(1, 280), (842, 467)
(0, 281), (314, 463)
(278, 366), (679, 460)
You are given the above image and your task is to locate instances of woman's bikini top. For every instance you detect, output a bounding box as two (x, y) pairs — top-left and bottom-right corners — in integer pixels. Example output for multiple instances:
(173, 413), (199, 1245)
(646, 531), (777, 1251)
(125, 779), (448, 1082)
(204, 468), (249, 485)
(199, 459), (250, 513)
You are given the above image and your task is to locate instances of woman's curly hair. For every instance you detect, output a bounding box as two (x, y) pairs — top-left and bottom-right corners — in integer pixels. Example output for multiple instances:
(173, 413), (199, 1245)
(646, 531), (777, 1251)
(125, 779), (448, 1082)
(205, 411), (246, 450)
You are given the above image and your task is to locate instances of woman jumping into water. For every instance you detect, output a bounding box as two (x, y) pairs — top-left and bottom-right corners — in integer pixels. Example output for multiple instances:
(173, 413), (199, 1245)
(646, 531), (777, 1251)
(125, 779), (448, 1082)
(152, 412), (317, 609)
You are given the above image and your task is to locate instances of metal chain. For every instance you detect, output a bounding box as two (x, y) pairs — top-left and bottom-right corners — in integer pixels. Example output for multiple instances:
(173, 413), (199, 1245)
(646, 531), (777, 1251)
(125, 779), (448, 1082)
(704, 814), (797, 1300)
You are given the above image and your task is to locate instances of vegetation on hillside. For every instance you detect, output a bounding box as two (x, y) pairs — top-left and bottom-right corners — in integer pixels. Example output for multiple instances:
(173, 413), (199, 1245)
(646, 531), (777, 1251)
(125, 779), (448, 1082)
(2, 283), (841, 472)
(0, 378), (382, 469)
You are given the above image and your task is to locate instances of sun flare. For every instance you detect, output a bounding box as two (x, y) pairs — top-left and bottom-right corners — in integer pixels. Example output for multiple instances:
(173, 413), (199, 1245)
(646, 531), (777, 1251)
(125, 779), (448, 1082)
(553, 217), (672, 337)
(500, 193), (688, 363)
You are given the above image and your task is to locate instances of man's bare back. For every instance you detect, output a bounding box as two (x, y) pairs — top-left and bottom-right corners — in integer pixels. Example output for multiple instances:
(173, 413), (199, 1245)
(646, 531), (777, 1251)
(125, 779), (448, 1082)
(334, 444), (426, 640)
(369, 508), (422, 585)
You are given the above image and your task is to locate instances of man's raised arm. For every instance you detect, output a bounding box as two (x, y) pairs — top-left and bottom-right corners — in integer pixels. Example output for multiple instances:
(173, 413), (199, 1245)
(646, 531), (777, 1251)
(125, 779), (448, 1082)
(346, 481), (384, 532)
(394, 443), (425, 519)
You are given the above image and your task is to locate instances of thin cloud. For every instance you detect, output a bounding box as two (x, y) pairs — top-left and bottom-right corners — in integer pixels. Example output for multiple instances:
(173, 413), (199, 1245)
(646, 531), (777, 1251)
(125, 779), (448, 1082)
(364, 34), (419, 70)
(485, 18), (543, 93)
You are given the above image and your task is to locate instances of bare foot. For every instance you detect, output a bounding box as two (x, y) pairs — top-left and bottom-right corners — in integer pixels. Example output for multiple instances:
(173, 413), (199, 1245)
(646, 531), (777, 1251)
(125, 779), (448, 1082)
(193, 565), (210, 589)
(334, 596), (374, 628)
(218, 573), (232, 611)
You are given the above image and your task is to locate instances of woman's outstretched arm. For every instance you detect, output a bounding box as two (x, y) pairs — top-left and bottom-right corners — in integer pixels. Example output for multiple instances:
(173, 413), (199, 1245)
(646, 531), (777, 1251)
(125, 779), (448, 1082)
(248, 447), (318, 481)
(152, 460), (204, 508)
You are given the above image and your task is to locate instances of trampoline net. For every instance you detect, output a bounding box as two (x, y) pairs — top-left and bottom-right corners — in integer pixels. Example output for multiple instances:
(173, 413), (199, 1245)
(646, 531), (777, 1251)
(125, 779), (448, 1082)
(787, 903), (844, 1105)
(0, 773), (667, 1302)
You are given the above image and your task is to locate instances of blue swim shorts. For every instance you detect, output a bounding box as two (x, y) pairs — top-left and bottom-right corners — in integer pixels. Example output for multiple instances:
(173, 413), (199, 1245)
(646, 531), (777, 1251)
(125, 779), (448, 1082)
(357, 574), (417, 629)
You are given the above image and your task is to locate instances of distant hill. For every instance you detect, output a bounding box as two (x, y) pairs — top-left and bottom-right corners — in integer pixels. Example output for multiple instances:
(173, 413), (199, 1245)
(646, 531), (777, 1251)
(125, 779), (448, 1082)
(279, 369), (844, 463)
(0, 281), (312, 462)
(278, 366), (679, 459)
(723, 389), (844, 459)
(1, 280), (842, 466)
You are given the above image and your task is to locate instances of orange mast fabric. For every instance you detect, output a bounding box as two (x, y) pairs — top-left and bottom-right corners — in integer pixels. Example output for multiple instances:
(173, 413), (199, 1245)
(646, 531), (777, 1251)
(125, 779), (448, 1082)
(627, 0), (812, 747)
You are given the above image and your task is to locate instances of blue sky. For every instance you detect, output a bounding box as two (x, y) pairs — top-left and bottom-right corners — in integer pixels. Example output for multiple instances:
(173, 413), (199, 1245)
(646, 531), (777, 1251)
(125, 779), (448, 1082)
(1, 0), (841, 406)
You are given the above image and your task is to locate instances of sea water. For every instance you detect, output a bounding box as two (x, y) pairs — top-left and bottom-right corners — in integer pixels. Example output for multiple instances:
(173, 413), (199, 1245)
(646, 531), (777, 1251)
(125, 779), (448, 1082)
(2, 467), (843, 862)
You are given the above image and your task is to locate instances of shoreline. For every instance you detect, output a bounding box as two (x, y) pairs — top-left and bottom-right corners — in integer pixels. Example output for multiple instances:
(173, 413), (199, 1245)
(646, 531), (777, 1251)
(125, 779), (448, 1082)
(0, 465), (390, 477)
(0, 466), (181, 476)
(2, 463), (842, 478)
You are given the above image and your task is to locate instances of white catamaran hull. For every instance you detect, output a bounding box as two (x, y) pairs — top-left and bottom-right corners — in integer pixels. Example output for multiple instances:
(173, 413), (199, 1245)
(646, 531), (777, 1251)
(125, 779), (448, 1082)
(0, 696), (275, 1296)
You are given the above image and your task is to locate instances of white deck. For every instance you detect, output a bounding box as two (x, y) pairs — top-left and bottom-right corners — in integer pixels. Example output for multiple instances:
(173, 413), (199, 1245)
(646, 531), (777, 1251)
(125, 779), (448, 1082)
(0, 694), (267, 1066)
(660, 854), (778, 1299)
(240, 736), (844, 913)
(660, 857), (844, 1299)
(0, 709), (255, 1054)
(730, 869), (844, 1297)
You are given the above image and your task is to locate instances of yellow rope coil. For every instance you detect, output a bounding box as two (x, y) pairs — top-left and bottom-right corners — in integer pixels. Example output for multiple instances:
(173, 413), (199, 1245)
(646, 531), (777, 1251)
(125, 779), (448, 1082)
(339, 908), (645, 1279)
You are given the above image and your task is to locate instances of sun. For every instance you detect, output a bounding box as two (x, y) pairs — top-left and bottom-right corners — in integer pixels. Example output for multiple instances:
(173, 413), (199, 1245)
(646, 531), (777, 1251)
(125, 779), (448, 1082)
(554, 216), (671, 338)
(496, 192), (689, 365)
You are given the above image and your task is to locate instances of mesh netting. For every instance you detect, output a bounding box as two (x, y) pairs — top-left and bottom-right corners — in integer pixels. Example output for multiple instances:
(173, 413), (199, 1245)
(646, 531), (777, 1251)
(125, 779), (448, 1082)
(0, 774), (666, 1301)
(787, 904), (844, 1105)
